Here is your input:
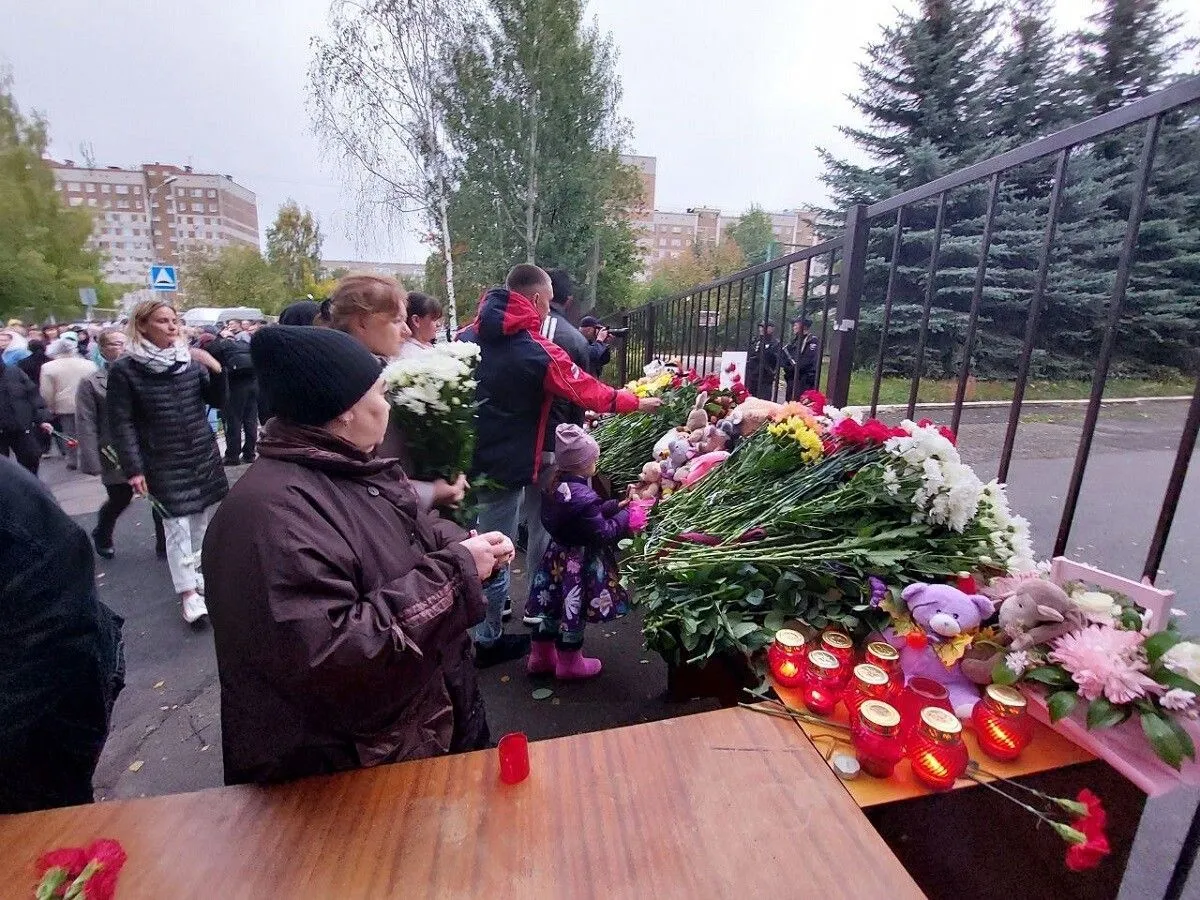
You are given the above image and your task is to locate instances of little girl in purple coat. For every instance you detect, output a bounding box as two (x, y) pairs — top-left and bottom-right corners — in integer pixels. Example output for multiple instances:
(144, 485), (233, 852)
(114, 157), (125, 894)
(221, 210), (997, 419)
(525, 424), (644, 679)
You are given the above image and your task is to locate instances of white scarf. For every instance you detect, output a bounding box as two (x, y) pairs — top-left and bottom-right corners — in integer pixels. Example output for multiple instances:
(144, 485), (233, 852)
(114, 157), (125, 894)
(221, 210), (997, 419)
(128, 337), (192, 375)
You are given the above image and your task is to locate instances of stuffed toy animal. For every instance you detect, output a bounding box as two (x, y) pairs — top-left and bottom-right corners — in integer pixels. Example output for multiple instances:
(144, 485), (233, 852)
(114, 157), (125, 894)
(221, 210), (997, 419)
(885, 582), (995, 717)
(634, 461), (662, 500)
(998, 580), (1085, 651)
(684, 392), (710, 434)
(676, 450), (730, 488)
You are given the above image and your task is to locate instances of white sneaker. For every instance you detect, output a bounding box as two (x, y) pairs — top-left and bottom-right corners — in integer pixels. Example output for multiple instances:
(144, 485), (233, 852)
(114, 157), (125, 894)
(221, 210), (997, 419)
(181, 592), (208, 623)
(195, 574), (206, 595)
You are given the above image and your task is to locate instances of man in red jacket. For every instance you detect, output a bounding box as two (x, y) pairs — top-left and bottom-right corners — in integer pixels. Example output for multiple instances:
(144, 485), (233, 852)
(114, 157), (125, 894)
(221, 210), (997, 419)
(466, 264), (660, 667)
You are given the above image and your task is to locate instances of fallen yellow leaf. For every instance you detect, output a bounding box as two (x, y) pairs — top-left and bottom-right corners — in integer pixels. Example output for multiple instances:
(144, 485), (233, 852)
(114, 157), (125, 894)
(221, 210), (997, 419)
(128, 760), (144, 772)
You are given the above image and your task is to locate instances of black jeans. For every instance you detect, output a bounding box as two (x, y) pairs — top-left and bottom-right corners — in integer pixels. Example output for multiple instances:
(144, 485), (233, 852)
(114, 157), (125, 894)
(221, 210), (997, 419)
(223, 374), (259, 462)
(95, 483), (134, 548)
(0, 429), (42, 475)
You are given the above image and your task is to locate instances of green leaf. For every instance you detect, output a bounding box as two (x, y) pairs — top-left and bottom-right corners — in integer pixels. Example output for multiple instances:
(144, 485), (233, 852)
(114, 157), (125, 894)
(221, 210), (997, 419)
(1142, 711), (1186, 769)
(1152, 668), (1200, 695)
(730, 621), (760, 640)
(1024, 666), (1074, 689)
(1145, 630), (1183, 664)
(763, 611), (786, 633)
(744, 588), (765, 607)
(1120, 608), (1145, 631)
(1048, 690), (1079, 723)
(991, 660), (1019, 686)
(1167, 716), (1197, 764)
(1086, 697), (1129, 730)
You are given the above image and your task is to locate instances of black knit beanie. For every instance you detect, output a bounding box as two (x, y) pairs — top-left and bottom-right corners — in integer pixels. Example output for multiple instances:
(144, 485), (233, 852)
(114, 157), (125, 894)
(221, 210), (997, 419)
(251, 326), (382, 426)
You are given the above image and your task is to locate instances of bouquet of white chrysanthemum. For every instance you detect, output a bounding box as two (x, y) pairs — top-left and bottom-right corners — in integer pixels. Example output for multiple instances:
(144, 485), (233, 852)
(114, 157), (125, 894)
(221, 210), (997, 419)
(381, 342), (480, 481)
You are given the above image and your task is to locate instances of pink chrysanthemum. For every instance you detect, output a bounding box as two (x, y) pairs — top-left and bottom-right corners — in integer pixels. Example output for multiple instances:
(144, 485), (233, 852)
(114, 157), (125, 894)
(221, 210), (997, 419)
(1049, 625), (1163, 705)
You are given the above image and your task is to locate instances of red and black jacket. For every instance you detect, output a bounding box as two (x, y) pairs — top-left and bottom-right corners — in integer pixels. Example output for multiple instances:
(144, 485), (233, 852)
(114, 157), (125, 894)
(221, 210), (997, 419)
(463, 288), (638, 489)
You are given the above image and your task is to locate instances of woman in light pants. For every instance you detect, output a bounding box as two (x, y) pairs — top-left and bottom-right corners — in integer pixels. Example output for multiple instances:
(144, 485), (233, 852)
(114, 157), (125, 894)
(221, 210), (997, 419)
(107, 300), (229, 624)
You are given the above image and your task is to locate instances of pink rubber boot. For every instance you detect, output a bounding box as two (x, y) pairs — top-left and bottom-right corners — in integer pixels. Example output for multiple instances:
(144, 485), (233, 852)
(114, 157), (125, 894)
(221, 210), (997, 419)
(527, 640), (558, 675)
(555, 648), (603, 680)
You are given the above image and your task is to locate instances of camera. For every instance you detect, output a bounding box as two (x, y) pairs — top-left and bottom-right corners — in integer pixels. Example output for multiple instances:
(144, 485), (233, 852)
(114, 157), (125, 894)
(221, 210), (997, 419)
(606, 327), (630, 338)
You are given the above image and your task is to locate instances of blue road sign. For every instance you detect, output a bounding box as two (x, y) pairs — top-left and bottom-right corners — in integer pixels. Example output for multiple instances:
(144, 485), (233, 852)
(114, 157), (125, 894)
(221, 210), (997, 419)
(149, 265), (178, 292)
(78, 287), (98, 306)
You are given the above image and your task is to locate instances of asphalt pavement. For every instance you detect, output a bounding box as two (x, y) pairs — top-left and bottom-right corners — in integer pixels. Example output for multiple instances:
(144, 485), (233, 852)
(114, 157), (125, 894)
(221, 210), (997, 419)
(36, 397), (1200, 900)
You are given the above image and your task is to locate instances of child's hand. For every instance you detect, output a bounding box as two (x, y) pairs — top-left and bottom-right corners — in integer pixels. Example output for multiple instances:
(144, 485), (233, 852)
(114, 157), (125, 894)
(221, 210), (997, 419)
(618, 485), (636, 508)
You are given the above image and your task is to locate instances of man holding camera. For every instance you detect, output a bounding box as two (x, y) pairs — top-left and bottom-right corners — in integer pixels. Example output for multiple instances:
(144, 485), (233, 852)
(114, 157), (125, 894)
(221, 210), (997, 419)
(579, 316), (615, 378)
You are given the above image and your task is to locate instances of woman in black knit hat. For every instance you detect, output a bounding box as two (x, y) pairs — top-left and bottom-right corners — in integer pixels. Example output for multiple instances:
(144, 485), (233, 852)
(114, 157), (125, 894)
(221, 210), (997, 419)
(202, 326), (513, 784)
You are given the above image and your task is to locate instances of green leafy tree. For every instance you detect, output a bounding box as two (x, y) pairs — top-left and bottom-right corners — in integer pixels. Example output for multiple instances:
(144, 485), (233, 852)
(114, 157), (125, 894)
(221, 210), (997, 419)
(0, 76), (104, 321)
(725, 206), (776, 265)
(179, 246), (289, 314)
(266, 200), (323, 295)
(443, 0), (627, 298)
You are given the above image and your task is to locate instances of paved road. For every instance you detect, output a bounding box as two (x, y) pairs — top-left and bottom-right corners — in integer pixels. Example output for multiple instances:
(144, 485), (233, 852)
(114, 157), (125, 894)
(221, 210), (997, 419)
(38, 398), (1200, 899)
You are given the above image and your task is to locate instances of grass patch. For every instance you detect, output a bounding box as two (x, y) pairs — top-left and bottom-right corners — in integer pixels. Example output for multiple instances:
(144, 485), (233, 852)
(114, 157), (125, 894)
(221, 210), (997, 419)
(845, 370), (1193, 406)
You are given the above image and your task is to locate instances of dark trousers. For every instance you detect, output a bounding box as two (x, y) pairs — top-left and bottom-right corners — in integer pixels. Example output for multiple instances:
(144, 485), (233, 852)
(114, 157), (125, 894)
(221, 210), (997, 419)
(747, 370), (778, 400)
(0, 429), (42, 475)
(223, 375), (259, 463)
(93, 483), (166, 552)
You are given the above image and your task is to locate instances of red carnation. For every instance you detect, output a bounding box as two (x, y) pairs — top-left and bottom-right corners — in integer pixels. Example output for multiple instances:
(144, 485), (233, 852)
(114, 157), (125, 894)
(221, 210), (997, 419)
(800, 389), (826, 414)
(917, 417), (935, 428)
(724, 363), (736, 373)
(938, 425), (957, 446)
(37, 847), (88, 880)
(731, 373), (742, 383)
(862, 419), (893, 444)
(670, 376), (682, 389)
(79, 840), (127, 899)
(1065, 790), (1110, 872)
(833, 418), (866, 445)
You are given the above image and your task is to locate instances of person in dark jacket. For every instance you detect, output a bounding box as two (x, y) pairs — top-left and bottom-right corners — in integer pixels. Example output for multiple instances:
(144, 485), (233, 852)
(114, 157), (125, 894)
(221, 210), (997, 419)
(207, 331), (258, 465)
(107, 299), (228, 625)
(17, 339), (50, 391)
(0, 356), (53, 474)
(464, 264), (657, 667)
(0, 457), (125, 813)
(745, 321), (781, 399)
(781, 316), (820, 401)
(578, 316), (613, 377)
(525, 425), (637, 680)
(204, 326), (511, 785)
(256, 299), (321, 425)
(521, 268), (593, 595)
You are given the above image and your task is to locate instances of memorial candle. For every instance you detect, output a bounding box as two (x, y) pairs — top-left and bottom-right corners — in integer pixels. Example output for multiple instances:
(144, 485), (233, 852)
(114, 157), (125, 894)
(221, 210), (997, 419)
(851, 700), (905, 778)
(907, 707), (969, 791)
(971, 684), (1033, 761)
(845, 663), (894, 726)
(767, 629), (807, 687)
(800, 650), (845, 717)
(820, 630), (855, 668)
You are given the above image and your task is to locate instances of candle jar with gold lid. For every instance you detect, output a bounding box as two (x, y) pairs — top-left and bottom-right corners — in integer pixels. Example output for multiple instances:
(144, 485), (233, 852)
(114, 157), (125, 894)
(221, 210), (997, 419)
(851, 700), (905, 778)
(800, 649), (845, 717)
(907, 707), (969, 790)
(864, 641), (903, 691)
(767, 628), (807, 688)
(845, 663), (895, 726)
(820, 629), (855, 670)
(971, 684), (1033, 761)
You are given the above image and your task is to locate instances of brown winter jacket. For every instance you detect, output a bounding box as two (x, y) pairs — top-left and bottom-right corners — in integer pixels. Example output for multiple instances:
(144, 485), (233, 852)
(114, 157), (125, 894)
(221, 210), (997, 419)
(202, 419), (489, 786)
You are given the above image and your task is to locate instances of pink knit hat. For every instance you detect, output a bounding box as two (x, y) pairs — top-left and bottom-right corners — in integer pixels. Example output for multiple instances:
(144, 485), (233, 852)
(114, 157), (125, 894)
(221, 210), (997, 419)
(555, 424), (600, 473)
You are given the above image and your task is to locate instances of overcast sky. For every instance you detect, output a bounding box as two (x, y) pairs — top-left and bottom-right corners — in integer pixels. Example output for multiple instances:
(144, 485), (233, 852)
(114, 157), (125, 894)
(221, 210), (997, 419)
(2, 0), (1197, 263)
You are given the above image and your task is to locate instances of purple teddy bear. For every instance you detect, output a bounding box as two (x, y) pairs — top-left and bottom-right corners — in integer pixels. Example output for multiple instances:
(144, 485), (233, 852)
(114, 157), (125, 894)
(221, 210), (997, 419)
(883, 582), (995, 718)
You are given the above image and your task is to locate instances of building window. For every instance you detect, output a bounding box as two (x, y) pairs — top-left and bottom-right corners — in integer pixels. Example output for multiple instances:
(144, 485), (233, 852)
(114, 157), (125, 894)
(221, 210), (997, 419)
(67, 182), (80, 191)
(672, 226), (681, 233)
(205, 232), (213, 239)
(208, 204), (218, 212)
(116, 199), (129, 209)
(191, 203), (204, 212)
(100, 184), (111, 194)
(191, 188), (203, 197)
(87, 198), (97, 207)
(85, 183), (95, 193)
(207, 189), (216, 198)
(671, 239), (682, 247)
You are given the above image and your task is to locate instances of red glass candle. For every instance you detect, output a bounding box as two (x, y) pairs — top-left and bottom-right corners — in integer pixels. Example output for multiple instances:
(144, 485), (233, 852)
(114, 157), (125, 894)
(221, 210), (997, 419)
(498, 732), (530, 785)
(865, 641), (904, 692)
(898, 676), (954, 740)
(800, 649), (845, 717)
(907, 707), (969, 791)
(820, 630), (855, 669)
(767, 628), (807, 687)
(851, 700), (905, 778)
(971, 684), (1034, 761)
(845, 663), (895, 726)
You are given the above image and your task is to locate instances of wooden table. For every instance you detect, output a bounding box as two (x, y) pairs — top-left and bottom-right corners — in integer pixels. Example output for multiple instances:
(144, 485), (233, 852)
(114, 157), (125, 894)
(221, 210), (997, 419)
(0, 709), (924, 899)
(771, 681), (1146, 900)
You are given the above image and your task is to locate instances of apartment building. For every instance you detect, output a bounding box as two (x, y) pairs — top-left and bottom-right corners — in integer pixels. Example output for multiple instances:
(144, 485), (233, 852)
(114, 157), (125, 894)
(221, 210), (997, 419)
(50, 160), (259, 285)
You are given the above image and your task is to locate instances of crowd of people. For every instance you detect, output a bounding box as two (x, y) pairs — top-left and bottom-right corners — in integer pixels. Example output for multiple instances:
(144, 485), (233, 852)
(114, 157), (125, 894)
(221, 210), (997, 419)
(2, 264), (663, 810)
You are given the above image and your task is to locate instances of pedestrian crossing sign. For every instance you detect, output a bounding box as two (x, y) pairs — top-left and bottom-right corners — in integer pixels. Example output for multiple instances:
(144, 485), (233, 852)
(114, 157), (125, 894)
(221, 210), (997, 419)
(149, 265), (178, 292)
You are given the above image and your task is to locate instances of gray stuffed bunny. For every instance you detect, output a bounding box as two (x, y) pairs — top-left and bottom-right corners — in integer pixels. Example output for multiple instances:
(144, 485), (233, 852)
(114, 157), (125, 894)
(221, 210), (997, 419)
(998, 580), (1085, 650)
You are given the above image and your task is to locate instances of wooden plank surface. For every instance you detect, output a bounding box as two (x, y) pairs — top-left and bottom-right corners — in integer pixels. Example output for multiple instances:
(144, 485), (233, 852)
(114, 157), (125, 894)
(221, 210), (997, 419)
(0, 709), (924, 899)
(771, 681), (1096, 807)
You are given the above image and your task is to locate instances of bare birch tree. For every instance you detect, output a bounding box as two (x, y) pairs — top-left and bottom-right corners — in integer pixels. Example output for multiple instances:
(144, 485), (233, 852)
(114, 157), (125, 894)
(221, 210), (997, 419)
(309, 0), (469, 329)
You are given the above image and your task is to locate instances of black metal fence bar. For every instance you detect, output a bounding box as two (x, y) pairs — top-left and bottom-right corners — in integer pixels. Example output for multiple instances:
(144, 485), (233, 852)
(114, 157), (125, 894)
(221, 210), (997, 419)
(869, 208), (905, 417)
(906, 192), (948, 420)
(826, 205), (869, 404)
(1144, 371), (1200, 584)
(996, 147), (1071, 484)
(865, 75), (1200, 219)
(815, 249), (836, 393)
(950, 173), (1001, 435)
(1054, 117), (1162, 558)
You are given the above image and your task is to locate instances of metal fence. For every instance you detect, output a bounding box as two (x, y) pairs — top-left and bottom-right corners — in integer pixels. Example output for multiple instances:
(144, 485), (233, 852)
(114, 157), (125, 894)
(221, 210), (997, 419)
(608, 75), (1200, 589)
